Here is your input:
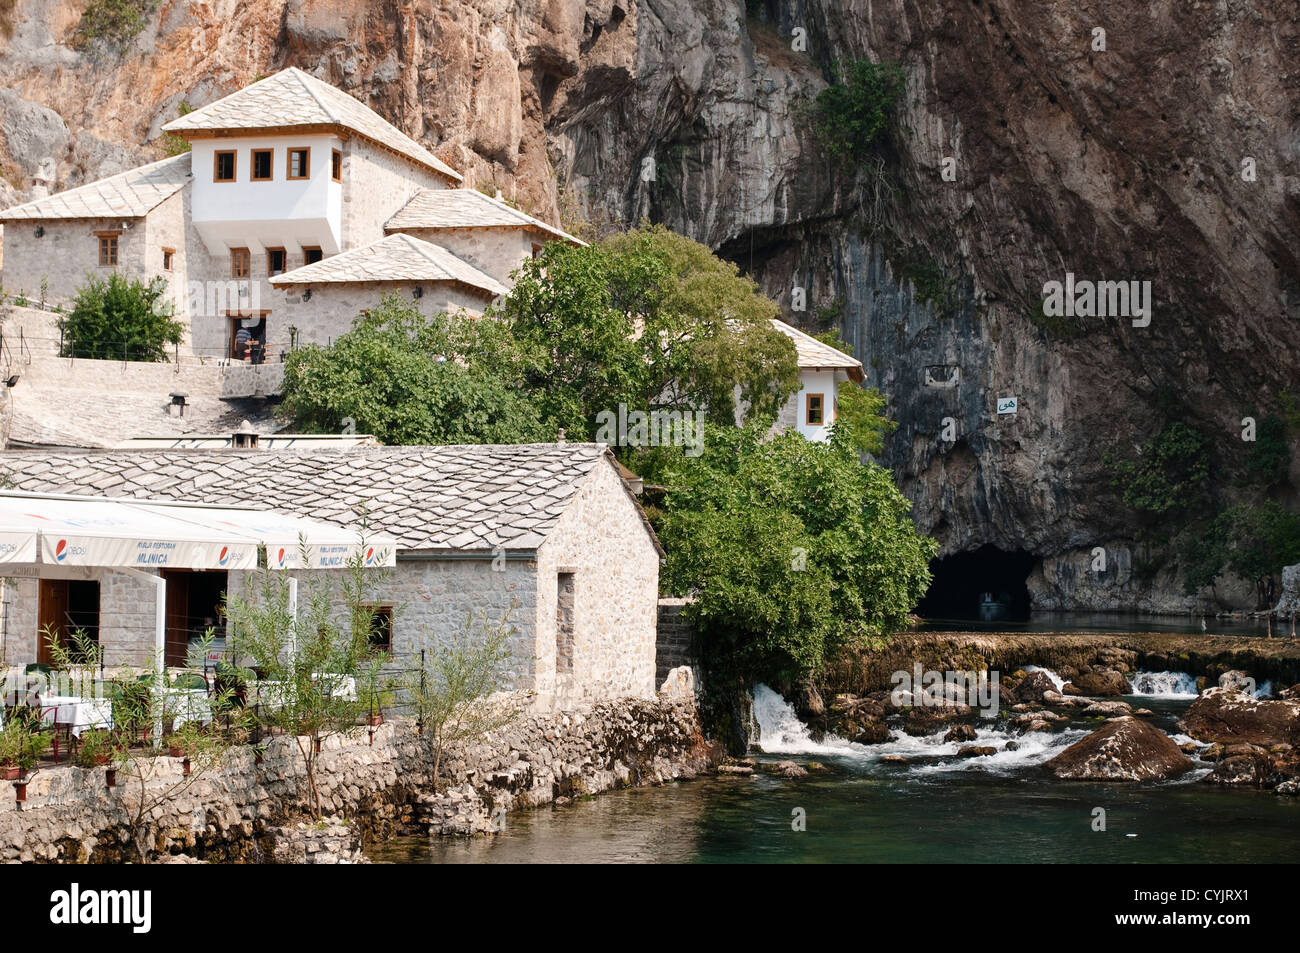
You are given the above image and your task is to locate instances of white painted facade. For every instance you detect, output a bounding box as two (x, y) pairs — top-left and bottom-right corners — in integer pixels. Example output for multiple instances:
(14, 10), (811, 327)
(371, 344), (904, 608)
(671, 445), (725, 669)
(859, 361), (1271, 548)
(190, 134), (345, 256)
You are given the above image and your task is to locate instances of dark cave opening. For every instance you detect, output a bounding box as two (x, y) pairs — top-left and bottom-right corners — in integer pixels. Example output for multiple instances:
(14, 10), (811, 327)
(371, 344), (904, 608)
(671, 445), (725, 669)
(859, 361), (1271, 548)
(916, 545), (1037, 622)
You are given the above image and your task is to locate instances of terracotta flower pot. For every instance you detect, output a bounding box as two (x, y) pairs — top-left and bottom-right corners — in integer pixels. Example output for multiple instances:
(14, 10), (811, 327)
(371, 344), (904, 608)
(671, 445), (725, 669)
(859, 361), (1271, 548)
(14, 782), (27, 803)
(1, 766), (19, 782)
(168, 746), (184, 758)
(368, 713), (384, 727)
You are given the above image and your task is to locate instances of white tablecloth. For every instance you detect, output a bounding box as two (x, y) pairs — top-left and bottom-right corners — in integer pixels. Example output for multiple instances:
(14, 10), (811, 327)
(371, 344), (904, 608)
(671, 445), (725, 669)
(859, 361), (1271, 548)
(253, 675), (357, 709)
(160, 689), (212, 729)
(39, 695), (113, 736)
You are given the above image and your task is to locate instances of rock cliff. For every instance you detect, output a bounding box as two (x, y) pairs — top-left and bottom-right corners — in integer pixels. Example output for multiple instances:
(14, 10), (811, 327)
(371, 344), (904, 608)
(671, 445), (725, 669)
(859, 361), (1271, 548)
(1, 0), (1296, 610)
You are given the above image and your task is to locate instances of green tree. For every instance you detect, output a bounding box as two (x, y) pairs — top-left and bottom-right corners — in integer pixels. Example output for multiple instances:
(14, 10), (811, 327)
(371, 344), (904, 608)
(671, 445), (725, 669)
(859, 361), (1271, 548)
(1243, 414), (1291, 488)
(61, 273), (183, 361)
(1106, 421), (1211, 518)
(70, 0), (157, 56)
(810, 59), (906, 164)
(831, 380), (896, 455)
(652, 424), (934, 680)
(492, 225), (800, 438)
(282, 296), (549, 445)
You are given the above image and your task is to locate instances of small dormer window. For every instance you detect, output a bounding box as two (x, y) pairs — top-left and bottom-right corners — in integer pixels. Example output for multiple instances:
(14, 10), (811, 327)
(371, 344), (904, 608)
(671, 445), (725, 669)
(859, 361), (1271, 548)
(251, 149), (273, 181)
(288, 147), (310, 180)
(331, 149), (342, 182)
(214, 151), (236, 182)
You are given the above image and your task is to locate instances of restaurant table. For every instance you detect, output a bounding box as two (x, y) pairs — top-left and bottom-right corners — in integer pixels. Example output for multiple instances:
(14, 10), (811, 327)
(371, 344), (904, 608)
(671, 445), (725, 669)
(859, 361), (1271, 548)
(38, 694), (113, 737)
(160, 688), (213, 729)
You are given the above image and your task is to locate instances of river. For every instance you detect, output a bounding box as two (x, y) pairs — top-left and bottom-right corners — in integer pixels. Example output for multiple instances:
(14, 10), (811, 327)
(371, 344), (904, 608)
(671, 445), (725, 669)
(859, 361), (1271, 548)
(368, 615), (1298, 864)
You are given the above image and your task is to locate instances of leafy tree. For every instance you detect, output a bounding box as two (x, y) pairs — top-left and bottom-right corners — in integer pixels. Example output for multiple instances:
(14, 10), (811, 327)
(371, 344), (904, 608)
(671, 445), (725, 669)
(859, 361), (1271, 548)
(831, 381), (895, 455)
(60, 273), (183, 361)
(282, 296), (549, 445)
(1242, 414), (1291, 488)
(652, 424), (934, 680)
(403, 605), (522, 793)
(810, 59), (906, 164)
(491, 225), (800, 438)
(1106, 421), (1211, 518)
(1182, 502), (1300, 603)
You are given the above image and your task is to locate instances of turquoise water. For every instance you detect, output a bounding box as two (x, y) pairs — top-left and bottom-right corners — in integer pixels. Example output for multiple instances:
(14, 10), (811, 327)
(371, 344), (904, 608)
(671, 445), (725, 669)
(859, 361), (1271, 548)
(370, 676), (1300, 864)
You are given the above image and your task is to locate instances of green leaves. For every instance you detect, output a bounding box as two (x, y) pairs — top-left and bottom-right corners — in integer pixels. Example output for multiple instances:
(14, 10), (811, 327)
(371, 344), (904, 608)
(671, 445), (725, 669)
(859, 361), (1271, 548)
(60, 272), (183, 362)
(653, 425), (935, 680)
(1107, 421), (1210, 518)
(282, 296), (549, 445)
(811, 59), (905, 165)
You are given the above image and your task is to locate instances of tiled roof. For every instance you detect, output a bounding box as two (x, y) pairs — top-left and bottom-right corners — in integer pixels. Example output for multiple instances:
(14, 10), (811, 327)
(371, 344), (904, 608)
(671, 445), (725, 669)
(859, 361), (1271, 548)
(162, 67), (461, 183)
(270, 233), (508, 297)
(5, 388), (286, 450)
(386, 188), (586, 245)
(772, 319), (864, 381)
(0, 154), (191, 221)
(0, 443), (626, 553)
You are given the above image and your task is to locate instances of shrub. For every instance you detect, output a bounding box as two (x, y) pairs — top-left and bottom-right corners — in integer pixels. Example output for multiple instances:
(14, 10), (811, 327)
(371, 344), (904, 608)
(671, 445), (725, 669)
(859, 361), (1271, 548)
(811, 59), (906, 164)
(60, 273), (184, 362)
(70, 0), (157, 56)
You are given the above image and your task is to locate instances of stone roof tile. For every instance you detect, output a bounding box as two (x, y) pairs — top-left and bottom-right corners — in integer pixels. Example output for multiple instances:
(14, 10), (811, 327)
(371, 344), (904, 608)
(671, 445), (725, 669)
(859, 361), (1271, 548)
(0, 154), (192, 222)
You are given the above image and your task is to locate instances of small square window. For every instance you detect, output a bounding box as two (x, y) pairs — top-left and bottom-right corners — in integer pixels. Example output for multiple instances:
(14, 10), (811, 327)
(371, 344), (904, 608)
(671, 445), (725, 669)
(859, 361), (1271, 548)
(331, 149), (341, 182)
(806, 393), (825, 426)
(303, 246), (323, 265)
(231, 247), (250, 279)
(214, 151), (236, 182)
(97, 234), (119, 267)
(267, 248), (286, 276)
(287, 147), (310, 180)
(162, 248), (175, 271)
(367, 607), (393, 654)
(251, 149), (273, 181)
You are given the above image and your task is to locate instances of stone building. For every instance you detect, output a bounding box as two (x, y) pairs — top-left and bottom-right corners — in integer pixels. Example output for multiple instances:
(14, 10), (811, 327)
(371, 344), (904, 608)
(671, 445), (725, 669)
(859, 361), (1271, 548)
(0, 442), (662, 710)
(0, 67), (582, 363)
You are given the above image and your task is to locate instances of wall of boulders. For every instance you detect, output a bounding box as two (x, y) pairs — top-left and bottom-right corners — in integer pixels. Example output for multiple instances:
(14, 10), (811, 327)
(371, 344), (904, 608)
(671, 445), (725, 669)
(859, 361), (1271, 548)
(0, 688), (717, 863)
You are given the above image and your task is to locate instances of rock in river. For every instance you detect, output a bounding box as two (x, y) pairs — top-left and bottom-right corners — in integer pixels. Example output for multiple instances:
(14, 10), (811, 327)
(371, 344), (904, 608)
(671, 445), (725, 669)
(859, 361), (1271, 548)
(1044, 717), (1194, 782)
(1184, 687), (1300, 747)
(1063, 668), (1131, 697)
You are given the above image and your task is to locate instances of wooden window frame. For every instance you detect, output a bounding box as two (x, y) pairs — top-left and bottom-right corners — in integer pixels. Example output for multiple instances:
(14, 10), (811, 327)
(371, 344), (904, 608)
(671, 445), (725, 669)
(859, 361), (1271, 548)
(213, 150), (237, 183)
(230, 247), (251, 280)
(302, 246), (323, 265)
(162, 247), (175, 271)
(250, 149), (274, 182)
(266, 247), (287, 276)
(287, 147), (311, 180)
(805, 392), (825, 427)
(95, 230), (120, 267)
(331, 149), (342, 182)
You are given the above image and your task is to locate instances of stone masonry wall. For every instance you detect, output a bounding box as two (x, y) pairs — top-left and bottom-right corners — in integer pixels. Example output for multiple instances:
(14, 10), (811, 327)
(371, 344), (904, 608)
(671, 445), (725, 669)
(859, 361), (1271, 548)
(395, 225), (535, 286)
(1, 215), (151, 308)
(341, 139), (448, 252)
(656, 597), (697, 686)
(273, 279), (490, 350)
(0, 694), (716, 863)
(535, 457), (661, 710)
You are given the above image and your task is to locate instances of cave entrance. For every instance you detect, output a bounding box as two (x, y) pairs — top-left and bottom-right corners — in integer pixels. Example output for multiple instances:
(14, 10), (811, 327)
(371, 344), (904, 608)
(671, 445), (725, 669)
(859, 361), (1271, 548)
(917, 545), (1036, 623)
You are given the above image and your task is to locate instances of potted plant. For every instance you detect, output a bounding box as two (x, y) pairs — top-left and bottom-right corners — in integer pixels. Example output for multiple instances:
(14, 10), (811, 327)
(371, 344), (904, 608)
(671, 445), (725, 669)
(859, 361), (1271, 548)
(77, 729), (113, 767)
(3, 724), (50, 804)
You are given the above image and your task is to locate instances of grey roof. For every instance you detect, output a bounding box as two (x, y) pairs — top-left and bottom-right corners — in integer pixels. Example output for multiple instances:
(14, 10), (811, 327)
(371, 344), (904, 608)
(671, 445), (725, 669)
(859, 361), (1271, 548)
(270, 233), (508, 297)
(162, 67), (461, 183)
(0, 154), (191, 222)
(5, 387), (286, 450)
(771, 319), (864, 381)
(386, 188), (586, 246)
(0, 443), (644, 553)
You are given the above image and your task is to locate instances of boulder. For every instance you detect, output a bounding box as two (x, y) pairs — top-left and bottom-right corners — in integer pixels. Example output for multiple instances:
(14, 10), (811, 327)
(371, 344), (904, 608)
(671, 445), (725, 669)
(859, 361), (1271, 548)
(1014, 669), (1059, 703)
(850, 720), (892, 745)
(658, 666), (695, 702)
(1042, 690), (1088, 708)
(1082, 700), (1133, 717)
(1064, 668), (1131, 697)
(761, 760), (809, 778)
(956, 746), (997, 758)
(1184, 687), (1300, 747)
(944, 725), (978, 743)
(904, 703), (973, 736)
(1044, 717), (1194, 781)
(1218, 670), (1257, 693)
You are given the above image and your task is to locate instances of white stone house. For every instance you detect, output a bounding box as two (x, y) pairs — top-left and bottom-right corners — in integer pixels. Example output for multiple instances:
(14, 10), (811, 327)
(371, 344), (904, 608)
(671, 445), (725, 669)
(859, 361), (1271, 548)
(0, 67), (582, 363)
(770, 319), (864, 442)
(0, 442), (662, 711)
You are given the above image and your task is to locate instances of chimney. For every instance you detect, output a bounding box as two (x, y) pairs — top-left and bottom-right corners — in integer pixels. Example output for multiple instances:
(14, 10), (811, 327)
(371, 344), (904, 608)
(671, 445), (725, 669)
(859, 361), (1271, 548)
(232, 420), (260, 450)
(168, 392), (189, 417)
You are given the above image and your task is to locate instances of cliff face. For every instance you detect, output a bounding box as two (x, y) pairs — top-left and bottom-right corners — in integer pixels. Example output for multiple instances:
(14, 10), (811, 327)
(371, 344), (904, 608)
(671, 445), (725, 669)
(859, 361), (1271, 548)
(1, 0), (1297, 611)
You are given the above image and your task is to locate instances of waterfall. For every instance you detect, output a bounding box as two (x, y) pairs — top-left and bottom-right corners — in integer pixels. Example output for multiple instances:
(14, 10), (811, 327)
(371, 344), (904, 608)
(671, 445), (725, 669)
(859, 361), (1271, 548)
(751, 684), (860, 755)
(1129, 671), (1199, 698)
(1022, 665), (1065, 692)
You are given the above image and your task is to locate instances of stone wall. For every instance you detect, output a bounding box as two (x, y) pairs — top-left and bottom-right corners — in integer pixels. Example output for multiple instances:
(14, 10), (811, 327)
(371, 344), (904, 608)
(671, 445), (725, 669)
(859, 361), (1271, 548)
(656, 597), (697, 686)
(273, 279), (490, 350)
(0, 694), (716, 863)
(1, 215), (152, 308)
(535, 457), (661, 709)
(395, 225), (535, 286)
(341, 139), (449, 251)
